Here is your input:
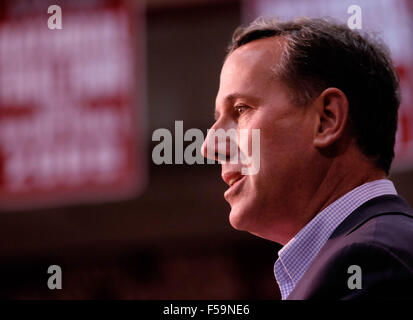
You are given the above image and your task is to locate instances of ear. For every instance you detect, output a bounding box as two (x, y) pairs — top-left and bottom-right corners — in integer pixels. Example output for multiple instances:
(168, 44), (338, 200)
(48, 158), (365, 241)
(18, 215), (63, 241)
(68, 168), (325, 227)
(313, 88), (349, 149)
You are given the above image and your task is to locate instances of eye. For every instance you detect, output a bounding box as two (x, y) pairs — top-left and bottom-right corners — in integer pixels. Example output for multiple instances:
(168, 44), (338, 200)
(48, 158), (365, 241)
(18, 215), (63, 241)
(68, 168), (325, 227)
(235, 105), (249, 115)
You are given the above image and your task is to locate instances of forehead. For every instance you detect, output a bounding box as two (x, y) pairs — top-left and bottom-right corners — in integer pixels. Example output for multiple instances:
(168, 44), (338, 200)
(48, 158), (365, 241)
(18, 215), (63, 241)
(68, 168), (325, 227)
(217, 36), (285, 104)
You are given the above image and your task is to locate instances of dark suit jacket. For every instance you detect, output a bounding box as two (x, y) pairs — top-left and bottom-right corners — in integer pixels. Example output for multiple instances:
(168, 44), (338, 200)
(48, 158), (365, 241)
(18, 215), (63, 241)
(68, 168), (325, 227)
(287, 195), (413, 299)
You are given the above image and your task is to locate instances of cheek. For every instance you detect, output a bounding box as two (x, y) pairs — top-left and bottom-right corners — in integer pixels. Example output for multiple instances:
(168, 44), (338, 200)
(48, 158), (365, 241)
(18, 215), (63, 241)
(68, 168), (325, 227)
(259, 124), (298, 163)
(255, 118), (313, 179)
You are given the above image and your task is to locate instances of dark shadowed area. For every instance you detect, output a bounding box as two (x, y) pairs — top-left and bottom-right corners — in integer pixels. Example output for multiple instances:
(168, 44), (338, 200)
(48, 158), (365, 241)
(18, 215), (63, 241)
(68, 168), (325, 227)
(0, 0), (411, 300)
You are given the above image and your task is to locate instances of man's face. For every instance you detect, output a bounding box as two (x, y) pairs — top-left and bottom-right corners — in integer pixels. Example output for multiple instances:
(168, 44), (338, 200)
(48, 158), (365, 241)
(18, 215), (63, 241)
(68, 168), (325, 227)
(202, 37), (318, 244)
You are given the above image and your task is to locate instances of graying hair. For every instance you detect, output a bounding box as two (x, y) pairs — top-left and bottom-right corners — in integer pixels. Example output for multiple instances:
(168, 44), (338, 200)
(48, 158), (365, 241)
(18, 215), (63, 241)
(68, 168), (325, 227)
(226, 17), (400, 174)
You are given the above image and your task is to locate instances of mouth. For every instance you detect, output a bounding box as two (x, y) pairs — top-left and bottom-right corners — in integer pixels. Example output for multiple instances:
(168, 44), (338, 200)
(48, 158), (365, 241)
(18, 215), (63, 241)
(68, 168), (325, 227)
(228, 175), (244, 187)
(224, 175), (247, 200)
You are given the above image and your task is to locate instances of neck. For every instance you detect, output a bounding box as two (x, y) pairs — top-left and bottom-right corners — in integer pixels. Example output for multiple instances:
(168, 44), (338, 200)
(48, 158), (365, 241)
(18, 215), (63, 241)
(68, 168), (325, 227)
(310, 163), (385, 219)
(281, 154), (386, 245)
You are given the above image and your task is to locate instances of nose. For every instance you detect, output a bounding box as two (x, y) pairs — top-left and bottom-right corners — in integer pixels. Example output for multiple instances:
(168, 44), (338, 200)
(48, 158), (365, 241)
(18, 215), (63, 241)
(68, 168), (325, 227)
(201, 119), (237, 163)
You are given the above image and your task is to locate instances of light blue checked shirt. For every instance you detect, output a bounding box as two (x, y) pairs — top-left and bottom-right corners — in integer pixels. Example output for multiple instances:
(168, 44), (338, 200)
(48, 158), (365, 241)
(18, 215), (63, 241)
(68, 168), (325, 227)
(274, 179), (398, 300)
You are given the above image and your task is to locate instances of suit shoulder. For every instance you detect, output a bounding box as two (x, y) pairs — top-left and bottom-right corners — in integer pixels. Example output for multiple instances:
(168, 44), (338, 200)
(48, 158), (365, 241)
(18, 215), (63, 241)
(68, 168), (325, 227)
(347, 212), (413, 244)
(339, 213), (413, 266)
(288, 211), (413, 299)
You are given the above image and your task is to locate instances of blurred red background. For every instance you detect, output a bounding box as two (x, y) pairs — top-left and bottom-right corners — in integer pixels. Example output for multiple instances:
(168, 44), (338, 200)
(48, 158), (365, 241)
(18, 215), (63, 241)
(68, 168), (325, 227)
(0, 0), (411, 299)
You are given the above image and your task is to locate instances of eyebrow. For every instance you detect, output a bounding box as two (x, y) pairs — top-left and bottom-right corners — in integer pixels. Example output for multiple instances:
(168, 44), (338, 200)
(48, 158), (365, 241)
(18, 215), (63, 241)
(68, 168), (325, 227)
(213, 92), (262, 120)
(224, 92), (262, 103)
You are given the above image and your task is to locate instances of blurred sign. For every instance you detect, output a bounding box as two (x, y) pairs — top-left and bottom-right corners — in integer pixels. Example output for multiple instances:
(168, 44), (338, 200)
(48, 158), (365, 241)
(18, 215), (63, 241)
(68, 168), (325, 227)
(0, 1), (146, 210)
(244, 0), (413, 172)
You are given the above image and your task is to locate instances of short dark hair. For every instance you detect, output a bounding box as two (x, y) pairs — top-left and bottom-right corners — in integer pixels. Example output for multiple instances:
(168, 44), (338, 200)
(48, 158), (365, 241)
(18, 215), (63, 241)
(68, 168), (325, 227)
(228, 17), (400, 174)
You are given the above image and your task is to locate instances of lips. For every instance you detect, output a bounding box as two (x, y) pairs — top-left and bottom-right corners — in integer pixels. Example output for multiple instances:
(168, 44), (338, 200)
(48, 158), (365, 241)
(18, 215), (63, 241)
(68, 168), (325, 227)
(228, 176), (243, 186)
(222, 171), (246, 201)
(222, 172), (243, 187)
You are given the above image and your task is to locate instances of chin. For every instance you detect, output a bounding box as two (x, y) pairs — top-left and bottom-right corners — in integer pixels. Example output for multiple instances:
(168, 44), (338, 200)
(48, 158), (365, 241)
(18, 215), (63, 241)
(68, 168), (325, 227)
(228, 200), (278, 241)
(228, 204), (254, 232)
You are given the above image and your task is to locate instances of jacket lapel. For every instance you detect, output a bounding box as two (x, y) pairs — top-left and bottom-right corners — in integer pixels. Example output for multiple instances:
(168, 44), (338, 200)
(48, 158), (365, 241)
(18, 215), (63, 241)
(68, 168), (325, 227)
(286, 195), (413, 300)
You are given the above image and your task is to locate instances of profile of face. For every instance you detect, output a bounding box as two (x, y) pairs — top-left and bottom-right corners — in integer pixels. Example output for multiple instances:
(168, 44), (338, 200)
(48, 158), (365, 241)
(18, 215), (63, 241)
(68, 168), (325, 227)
(202, 37), (321, 244)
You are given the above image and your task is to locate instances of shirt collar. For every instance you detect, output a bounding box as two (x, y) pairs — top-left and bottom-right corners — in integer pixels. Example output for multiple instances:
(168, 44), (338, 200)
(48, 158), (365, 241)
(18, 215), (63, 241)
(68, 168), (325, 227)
(274, 179), (397, 299)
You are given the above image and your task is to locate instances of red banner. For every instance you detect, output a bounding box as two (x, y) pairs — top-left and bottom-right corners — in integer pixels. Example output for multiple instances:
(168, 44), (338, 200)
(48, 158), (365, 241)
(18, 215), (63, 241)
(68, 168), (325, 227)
(0, 1), (146, 210)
